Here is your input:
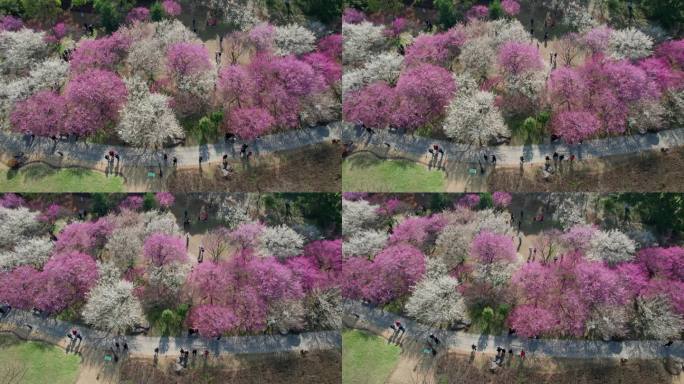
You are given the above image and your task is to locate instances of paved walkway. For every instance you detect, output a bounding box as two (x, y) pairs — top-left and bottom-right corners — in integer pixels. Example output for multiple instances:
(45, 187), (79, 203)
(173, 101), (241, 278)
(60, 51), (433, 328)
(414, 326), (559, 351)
(0, 123), (343, 174)
(340, 125), (684, 165)
(1, 309), (340, 357)
(343, 300), (683, 359)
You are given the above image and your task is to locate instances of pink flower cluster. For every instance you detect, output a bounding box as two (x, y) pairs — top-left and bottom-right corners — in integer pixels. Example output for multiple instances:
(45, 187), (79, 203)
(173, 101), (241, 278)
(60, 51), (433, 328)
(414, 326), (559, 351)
(343, 63), (455, 130)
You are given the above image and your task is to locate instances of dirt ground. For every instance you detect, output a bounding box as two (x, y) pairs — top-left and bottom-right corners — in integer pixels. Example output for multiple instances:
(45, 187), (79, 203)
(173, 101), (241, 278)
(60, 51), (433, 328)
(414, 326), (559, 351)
(118, 350), (341, 384)
(166, 143), (342, 192)
(487, 148), (684, 192)
(421, 352), (684, 384)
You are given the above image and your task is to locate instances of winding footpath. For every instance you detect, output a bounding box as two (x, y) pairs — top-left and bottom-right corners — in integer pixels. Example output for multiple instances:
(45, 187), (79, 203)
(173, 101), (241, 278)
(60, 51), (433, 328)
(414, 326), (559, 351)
(0, 309), (340, 357)
(340, 125), (684, 166)
(343, 300), (684, 360)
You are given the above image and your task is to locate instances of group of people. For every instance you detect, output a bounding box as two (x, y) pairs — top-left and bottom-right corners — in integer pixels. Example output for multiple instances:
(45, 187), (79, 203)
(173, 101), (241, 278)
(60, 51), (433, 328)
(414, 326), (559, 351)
(472, 344), (525, 365)
(104, 150), (121, 164)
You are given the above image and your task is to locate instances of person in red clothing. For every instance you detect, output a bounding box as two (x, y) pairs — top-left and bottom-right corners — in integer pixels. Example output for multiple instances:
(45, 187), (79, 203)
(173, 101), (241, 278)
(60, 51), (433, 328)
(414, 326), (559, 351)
(520, 350), (526, 359)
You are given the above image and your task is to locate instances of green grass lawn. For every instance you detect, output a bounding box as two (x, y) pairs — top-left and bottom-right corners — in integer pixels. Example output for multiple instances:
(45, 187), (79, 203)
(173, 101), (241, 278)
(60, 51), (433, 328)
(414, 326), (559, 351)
(0, 163), (124, 192)
(0, 335), (80, 384)
(343, 152), (445, 192)
(342, 329), (401, 384)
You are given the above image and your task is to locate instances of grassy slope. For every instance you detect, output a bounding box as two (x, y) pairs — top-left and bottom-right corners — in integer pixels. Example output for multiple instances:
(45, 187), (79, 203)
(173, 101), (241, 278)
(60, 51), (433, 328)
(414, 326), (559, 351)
(0, 336), (80, 384)
(342, 329), (401, 384)
(342, 153), (445, 192)
(0, 164), (124, 192)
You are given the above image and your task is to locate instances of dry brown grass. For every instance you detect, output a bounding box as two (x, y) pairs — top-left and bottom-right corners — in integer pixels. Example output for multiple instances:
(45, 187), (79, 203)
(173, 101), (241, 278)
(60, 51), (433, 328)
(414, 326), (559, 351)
(119, 350), (341, 384)
(487, 148), (684, 192)
(432, 352), (682, 384)
(166, 143), (342, 192)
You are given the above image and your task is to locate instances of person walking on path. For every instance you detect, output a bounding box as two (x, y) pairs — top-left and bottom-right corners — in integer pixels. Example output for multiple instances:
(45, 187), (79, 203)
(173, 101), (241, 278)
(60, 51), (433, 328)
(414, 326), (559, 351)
(173, 157), (178, 167)
(520, 350), (526, 360)
(198, 245), (204, 263)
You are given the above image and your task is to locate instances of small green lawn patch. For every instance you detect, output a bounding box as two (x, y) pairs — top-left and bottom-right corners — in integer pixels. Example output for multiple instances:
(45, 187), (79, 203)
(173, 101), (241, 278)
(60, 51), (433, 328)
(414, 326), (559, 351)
(0, 336), (80, 384)
(0, 164), (124, 192)
(343, 152), (445, 192)
(342, 329), (401, 384)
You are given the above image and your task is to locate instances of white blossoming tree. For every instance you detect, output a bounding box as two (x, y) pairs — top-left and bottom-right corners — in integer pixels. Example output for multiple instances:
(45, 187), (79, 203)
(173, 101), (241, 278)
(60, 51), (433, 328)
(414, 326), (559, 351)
(631, 296), (683, 340)
(259, 225), (305, 259)
(117, 77), (185, 148)
(342, 199), (381, 237)
(343, 230), (388, 259)
(141, 210), (182, 237)
(82, 279), (145, 334)
(586, 306), (629, 341)
(342, 21), (386, 66)
(608, 28), (653, 61)
(342, 51), (404, 94)
(0, 207), (44, 250)
(459, 37), (495, 80)
(443, 90), (509, 146)
(405, 275), (468, 327)
(105, 226), (144, 271)
(273, 24), (316, 56)
(266, 299), (306, 334)
(0, 237), (53, 270)
(0, 29), (49, 75)
(588, 229), (636, 265)
(304, 289), (342, 330)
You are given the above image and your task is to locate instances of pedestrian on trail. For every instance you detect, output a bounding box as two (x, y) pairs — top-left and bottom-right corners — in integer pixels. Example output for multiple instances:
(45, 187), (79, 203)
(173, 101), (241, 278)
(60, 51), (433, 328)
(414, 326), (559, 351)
(199, 156), (203, 165)
(154, 347), (159, 356)
(163, 153), (168, 164)
(105, 154), (110, 162)
(109, 150), (115, 158)
(471, 344), (477, 352)
(520, 350), (526, 359)
(186, 234), (190, 249)
(483, 154), (489, 162)
(491, 154), (497, 165)
(204, 350), (209, 359)
(429, 334), (440, 345)
(198, 245), (204, 263)
(246, 151), (253, 159)
(543, 31), (548, 47)
(123, 342), (128, 352)
(520, 156), (524, 166)
(192, 349), (197, 357)
(553, 152), (559, 163)
(438, 147), (444, 156)
(115, 153), (120, 162)
(428, 148), (434, 156)
(508, 349), (513, 355)
(559, 154), (565, 162)
(115, 342), (120, 351)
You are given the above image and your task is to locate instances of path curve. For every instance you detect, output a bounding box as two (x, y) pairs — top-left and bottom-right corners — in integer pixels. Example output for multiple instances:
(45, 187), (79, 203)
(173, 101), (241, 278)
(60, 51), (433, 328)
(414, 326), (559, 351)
(340, 125), (684, 166)
(343, 300), (683, 359)
(0, 309), (340, 357)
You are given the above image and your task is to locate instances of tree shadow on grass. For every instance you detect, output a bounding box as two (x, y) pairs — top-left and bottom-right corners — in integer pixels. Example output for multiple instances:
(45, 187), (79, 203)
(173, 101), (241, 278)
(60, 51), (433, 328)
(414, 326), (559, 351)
(20, 163), (57, 181)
